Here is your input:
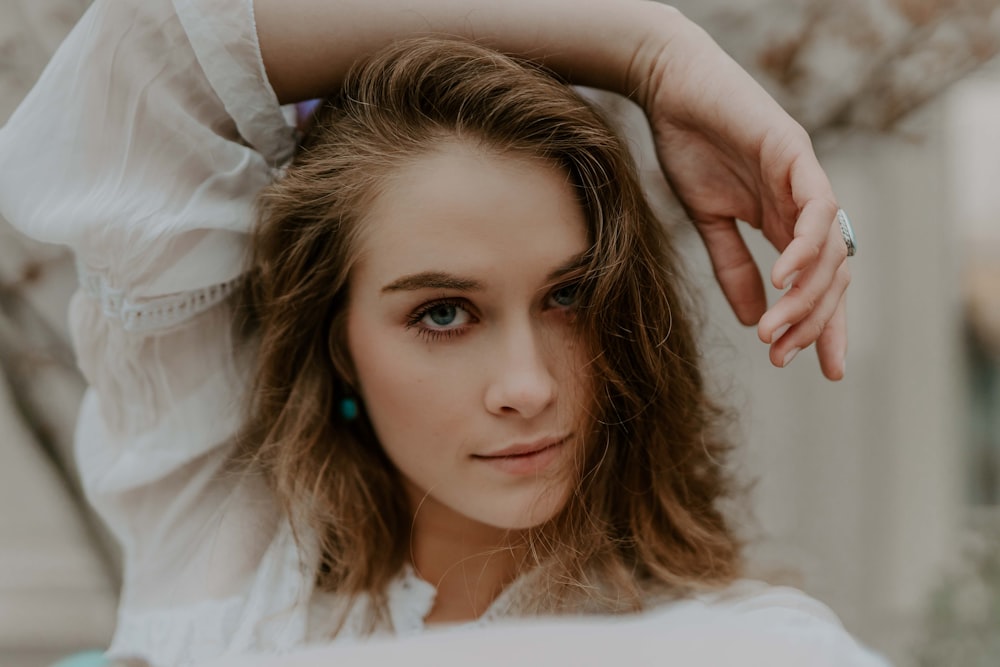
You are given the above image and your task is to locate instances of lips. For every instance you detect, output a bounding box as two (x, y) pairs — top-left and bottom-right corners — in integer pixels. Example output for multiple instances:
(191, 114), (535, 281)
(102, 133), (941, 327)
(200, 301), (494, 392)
(474, 435), (567, 460)
(470, 436), (569, 476)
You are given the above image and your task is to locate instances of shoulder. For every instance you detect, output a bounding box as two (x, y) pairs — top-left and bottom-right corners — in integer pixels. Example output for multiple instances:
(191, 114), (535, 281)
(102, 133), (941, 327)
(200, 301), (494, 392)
(636, 581), (891, 666)
(696, 578), (844, 619)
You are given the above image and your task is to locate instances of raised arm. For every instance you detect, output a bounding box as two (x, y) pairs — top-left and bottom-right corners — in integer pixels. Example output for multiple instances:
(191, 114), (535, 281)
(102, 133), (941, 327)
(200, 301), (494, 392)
(255, 0), (662, 102)
(255, 0), (850, 380)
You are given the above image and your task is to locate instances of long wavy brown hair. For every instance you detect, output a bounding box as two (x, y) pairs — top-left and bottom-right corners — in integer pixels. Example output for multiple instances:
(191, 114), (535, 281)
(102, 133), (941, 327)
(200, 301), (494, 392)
(241, 37), (741, 629)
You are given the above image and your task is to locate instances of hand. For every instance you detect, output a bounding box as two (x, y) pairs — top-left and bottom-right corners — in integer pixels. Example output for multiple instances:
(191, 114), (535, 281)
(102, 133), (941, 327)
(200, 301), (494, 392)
(632, 17), (850, 381)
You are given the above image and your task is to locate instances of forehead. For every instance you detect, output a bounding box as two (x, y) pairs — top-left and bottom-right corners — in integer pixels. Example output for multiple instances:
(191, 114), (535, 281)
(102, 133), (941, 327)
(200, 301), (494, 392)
(351, 141), (588, 286)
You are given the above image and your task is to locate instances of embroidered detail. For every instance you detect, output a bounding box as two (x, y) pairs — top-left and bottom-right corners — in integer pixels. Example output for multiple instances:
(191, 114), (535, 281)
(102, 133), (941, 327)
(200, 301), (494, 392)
(77, 265), (242, 333)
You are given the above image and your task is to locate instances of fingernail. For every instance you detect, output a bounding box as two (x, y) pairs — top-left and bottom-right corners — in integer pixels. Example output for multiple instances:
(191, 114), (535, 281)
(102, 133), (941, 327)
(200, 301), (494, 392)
(772, 323), (790, 343)
(782, 271), (800, 290)
(782, 347), (800, 367)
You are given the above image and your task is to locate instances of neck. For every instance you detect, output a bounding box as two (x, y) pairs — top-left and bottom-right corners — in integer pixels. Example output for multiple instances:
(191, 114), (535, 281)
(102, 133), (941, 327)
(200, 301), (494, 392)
(405, 487), (527, 624)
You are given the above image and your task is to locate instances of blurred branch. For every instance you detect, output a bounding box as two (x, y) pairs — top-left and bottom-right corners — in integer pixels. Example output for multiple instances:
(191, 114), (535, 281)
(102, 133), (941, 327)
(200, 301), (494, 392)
(676, 0), (1000, 134)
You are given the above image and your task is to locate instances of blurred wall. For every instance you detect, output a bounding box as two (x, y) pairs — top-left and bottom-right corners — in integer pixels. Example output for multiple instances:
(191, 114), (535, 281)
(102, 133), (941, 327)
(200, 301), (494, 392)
(601, 86), (967, 664)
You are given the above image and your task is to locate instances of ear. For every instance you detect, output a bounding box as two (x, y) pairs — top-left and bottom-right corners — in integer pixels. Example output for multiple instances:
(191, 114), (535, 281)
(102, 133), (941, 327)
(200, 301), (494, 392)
(328, 309), (361, 390)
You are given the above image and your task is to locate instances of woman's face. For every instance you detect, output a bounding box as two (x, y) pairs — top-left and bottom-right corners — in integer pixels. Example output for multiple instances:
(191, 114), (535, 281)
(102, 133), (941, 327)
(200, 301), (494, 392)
(346, 141), (591, 532)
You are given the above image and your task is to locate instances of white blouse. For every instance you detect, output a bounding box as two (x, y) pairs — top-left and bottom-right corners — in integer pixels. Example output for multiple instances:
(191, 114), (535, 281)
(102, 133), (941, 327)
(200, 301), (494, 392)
(0, 1), (889, 666)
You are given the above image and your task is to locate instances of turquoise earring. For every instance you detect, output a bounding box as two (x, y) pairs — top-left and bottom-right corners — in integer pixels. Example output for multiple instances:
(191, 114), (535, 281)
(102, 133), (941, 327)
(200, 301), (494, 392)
(339, 397), (360, 421)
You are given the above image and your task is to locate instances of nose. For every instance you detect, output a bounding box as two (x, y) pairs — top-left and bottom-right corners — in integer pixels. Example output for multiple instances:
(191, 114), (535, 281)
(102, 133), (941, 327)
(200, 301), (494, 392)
(483, 320), (557, 420)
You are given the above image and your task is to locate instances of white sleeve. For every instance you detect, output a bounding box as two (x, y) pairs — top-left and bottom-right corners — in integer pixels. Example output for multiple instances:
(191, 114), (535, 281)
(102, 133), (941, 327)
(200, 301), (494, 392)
(0, 0), (294, 296)
(0, 0), (306, 660)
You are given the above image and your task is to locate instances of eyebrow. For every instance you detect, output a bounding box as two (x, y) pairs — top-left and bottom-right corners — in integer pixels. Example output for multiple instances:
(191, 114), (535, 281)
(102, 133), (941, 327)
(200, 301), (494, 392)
(381, 272), (483, 293)
(380, 251), (589, 294)
(545, 251), (589, 283)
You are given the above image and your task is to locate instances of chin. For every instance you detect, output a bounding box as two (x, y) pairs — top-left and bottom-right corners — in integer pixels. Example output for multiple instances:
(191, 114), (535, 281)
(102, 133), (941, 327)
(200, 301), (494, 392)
(466, 485), (572, 531)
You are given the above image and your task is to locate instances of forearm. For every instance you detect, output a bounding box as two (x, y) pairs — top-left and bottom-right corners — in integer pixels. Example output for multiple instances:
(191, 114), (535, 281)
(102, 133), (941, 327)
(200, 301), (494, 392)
(253, 0), (685, 103)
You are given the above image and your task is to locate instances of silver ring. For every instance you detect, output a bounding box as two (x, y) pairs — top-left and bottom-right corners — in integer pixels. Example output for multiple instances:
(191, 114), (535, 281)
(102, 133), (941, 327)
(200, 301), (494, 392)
(836, 208), (857, 257)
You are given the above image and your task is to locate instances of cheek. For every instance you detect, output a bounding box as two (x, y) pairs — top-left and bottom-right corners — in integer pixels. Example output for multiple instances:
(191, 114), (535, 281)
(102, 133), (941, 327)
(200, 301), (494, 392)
(346, 307), (470, 455)
(549, 326), (594, 423)
(348, 310), (412, 430)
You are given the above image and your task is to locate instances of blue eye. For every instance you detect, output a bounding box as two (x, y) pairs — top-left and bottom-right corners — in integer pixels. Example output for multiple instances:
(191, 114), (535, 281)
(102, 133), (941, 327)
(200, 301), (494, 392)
(426, 303), (459, 326)
(550, 284), (579, 308)
(411, 299), (473, 334)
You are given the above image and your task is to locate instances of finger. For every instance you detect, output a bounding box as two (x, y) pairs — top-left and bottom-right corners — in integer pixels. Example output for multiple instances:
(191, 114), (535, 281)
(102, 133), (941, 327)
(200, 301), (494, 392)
(759, 217), (847, 343)
(815, 294), (848, 381)
(767, 259), (850, 371)
(770, 197), (839, 290)
(767, 137), (838, 287)
(696, 218), (767, 326)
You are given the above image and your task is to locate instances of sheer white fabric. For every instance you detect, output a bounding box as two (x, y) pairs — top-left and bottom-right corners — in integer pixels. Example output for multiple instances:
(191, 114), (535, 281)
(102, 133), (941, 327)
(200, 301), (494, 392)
(0, 1), (887, 666)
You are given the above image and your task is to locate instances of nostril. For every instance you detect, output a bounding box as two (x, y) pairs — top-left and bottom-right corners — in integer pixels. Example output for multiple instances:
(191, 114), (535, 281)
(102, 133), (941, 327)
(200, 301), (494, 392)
(488, 375), (557, 419)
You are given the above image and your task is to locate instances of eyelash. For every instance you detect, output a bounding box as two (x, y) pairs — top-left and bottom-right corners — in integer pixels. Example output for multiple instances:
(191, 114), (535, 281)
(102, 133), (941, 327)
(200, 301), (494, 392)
(406, 298), (475, 342)
(405, 284), (581, 343)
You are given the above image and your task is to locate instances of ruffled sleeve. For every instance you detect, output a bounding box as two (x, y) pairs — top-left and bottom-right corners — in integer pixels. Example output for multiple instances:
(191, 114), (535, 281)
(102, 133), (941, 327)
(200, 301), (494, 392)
(0, 0), (294, 293)
(0, 1), (308, 665)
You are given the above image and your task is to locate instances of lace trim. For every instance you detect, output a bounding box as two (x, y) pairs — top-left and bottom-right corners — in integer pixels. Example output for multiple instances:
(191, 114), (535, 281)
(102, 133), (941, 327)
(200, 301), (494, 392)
(77, 265), (242, 333)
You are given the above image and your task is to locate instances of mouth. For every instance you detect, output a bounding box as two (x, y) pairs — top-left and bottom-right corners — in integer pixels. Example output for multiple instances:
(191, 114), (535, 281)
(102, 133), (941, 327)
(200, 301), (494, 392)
(471, 436), (568, 475)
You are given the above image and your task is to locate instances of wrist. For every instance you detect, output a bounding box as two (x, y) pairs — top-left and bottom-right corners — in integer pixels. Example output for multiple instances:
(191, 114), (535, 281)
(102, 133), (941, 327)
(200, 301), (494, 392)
(622, 4), (710, 118)
(536, 1), (688, 98)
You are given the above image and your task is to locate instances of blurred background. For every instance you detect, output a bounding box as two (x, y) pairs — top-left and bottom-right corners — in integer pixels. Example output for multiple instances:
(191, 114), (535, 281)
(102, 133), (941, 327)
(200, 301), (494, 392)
(1, 0), (999, 665)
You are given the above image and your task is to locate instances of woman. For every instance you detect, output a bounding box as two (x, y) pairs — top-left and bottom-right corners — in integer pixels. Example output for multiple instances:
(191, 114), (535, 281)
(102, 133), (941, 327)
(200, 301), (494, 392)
(242, 37), (742, 631)
(0, 0), (859, 665)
